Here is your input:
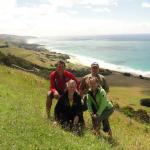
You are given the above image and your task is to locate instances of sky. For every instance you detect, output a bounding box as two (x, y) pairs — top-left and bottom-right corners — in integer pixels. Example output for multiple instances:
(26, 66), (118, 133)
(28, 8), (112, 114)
(0, 0), (150, 36)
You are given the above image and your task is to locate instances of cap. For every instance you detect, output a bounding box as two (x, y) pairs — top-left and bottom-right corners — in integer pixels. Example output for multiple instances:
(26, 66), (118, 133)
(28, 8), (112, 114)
(91, 62), (99, 68)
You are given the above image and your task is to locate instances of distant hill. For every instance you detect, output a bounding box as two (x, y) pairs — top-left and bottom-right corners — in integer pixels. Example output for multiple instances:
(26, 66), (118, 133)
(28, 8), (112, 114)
(0, 34), (35, 43)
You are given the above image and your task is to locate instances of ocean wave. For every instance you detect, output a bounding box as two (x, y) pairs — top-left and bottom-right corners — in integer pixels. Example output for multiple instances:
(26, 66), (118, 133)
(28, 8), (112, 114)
(27, 38), (150, 77)
(46, 46), (150, 77)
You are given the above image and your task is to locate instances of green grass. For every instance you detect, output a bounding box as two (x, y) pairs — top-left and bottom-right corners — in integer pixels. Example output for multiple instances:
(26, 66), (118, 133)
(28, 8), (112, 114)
(109, 87), (150, 113)
(0, 39), (88, 72)
(0, 42), (55, 68)
(0, 65), (150, 150)
(0, 40), (5, 46)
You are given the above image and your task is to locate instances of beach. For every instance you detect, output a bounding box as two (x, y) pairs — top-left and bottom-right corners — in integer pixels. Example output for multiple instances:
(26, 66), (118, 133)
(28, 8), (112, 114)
(67, 54), (150, 89)
(27, 35), (150, 78)
(1, 34), (150, 89)
(1, 34), (150, 150)
(24, 36), (150, 89)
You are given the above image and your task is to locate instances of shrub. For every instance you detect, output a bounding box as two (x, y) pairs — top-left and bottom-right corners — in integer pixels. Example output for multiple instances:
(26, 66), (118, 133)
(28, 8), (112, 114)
(140, 98), (150, 107)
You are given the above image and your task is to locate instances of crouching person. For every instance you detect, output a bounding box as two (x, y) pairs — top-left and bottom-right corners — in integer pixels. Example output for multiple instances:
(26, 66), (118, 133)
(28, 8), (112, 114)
(87, 77), (114, 137)
(54, 80), (84, 135)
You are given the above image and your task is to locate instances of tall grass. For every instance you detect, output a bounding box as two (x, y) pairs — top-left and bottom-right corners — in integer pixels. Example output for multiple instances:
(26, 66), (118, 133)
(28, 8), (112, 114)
(0, 65), (150, 150)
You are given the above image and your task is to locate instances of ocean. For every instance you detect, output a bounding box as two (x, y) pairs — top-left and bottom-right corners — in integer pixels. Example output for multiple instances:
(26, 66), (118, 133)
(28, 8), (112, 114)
(27, 34), (150, 77)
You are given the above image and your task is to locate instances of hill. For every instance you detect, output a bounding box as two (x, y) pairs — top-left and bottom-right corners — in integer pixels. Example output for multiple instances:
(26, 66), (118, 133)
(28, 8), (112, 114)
(0, 65), (150, 150)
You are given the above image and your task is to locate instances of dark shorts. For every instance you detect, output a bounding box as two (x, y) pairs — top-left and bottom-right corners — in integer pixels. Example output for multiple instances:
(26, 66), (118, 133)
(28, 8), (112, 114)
(47, 91), (61, 100)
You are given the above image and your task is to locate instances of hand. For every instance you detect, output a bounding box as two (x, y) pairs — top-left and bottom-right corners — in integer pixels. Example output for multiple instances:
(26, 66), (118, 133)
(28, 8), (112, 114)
(73, 116), (79, 125)
(54, 91), (59, 98)
(92, 114), (97, 119)
(52, 121), (58, 127)
(81, 99), (84, 105)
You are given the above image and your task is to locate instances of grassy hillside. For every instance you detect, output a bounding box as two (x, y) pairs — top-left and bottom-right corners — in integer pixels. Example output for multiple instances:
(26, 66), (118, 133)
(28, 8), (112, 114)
(0, 44), (54, 68)
(0, 65), (150, 150)
(0, 40), (80, 69)
(0, 39), (88, 78)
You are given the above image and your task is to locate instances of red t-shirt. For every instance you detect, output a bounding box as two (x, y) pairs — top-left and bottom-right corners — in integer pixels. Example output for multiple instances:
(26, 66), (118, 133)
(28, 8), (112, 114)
(50, 70), (79, 94)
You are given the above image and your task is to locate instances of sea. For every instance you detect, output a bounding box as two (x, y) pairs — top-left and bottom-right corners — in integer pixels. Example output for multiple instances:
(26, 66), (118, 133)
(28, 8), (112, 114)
(27, 34), (150, 77)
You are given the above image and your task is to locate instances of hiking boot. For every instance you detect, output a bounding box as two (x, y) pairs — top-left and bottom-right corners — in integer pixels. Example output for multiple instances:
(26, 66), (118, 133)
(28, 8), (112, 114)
(108, 130), (112, 138)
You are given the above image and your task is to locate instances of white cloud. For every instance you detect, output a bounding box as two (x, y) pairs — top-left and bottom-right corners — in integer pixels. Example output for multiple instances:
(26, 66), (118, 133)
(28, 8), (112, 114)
(66, 10), (78, 15)
(92, 7), (111, 13)
(142, 2), (150, 8)
(0, 0), (150, 36)
(0, 0), (16, 15)
(80, 0), (118, 6)
(2, 16), (150, 36)
(48, 0), (118, 10)
(48, 0), (78, 8)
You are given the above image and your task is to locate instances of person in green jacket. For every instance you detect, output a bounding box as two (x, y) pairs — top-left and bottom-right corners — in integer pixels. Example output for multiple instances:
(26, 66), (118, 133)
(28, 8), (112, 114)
(87, 77), (114, 137)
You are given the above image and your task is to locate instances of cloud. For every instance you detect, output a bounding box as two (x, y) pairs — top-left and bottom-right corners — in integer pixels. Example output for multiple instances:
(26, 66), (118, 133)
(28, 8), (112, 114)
(48, 0), (118, 8)
(48, 0), (78, 8)
(66, 10), (78, 15)
(142, 2), (150, 8)
(80, 0), (118, 6)
(92, 7), (111, 13)
(0, 0), (150, 36)
(0, 0), (16, 15)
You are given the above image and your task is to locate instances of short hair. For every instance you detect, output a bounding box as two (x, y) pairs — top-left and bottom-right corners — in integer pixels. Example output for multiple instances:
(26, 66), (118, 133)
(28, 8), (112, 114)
(57, 60), (66, 67)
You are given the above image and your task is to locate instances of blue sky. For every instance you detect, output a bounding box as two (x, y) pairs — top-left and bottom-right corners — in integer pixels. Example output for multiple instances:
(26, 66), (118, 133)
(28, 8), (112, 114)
(0, 0), (150, 36)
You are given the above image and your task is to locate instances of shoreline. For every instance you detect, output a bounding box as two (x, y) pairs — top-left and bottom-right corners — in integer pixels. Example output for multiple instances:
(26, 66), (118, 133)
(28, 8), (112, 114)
(1, 33), (150, 78)
(25, 35), (150, 78)
(18, 39), (150, 79)
(66, 53), (150, 79)
(43, 46), (150, 78)
(0, 35), (150, 89)
(67, 54), (150, 89)
(44, 48), (150, 88)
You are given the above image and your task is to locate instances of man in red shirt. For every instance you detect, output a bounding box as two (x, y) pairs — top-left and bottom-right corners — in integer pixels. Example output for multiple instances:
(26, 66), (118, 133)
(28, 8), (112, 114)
(46, 60), (79, 119)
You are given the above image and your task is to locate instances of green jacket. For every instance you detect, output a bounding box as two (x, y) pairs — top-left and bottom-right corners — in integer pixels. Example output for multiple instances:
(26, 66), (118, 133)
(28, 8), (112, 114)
(87, 88), (113, 117)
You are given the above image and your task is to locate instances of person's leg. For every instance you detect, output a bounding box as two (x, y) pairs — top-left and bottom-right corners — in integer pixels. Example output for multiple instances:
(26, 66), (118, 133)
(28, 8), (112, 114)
(46, 91), (54, 118)
(102, 119), (112, 138)
(98, 108), (114, 136)
(102, 119), (110, 133)
(91, 116), (100, 135)
(82, 95), (88, 111)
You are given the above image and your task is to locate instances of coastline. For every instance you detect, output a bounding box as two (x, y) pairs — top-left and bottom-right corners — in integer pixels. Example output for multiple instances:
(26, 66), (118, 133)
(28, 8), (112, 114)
(25, 35), (150, 78)
(67, 53), (150, 78)
(43, 45), (150, 78)
(1, 35), (150, 89)
(43, 47), (150, 88)
(25, 39), (150, 82)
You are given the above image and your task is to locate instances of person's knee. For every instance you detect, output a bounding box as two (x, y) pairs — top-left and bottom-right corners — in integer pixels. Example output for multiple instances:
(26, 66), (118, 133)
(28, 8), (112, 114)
(47, 91), (54, 100)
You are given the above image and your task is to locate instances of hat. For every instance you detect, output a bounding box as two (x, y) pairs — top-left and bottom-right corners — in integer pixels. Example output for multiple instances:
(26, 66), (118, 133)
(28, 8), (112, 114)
(91, 62), (99, 67)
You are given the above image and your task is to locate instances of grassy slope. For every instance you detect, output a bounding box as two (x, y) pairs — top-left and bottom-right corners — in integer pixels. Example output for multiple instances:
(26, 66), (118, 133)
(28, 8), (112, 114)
(0, 65), (150, 150)
(0, 40), (86, 71)
(0, 43), (55, 68)
(109, 87), (150, 113)
(0, 40), (6, 45)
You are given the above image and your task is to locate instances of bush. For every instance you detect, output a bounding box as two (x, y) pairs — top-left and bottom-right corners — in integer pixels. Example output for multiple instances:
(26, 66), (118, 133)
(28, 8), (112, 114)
(140, 98), (150, 107)
(120, 106), (150, 123)
(121, 106), (134, 117)
(0, 52), (52, 79)
(134, 109), (150, 123)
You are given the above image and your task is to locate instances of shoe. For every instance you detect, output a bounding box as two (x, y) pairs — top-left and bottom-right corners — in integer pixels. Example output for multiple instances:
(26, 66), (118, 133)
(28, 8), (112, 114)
(108, 130), (112, 138)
